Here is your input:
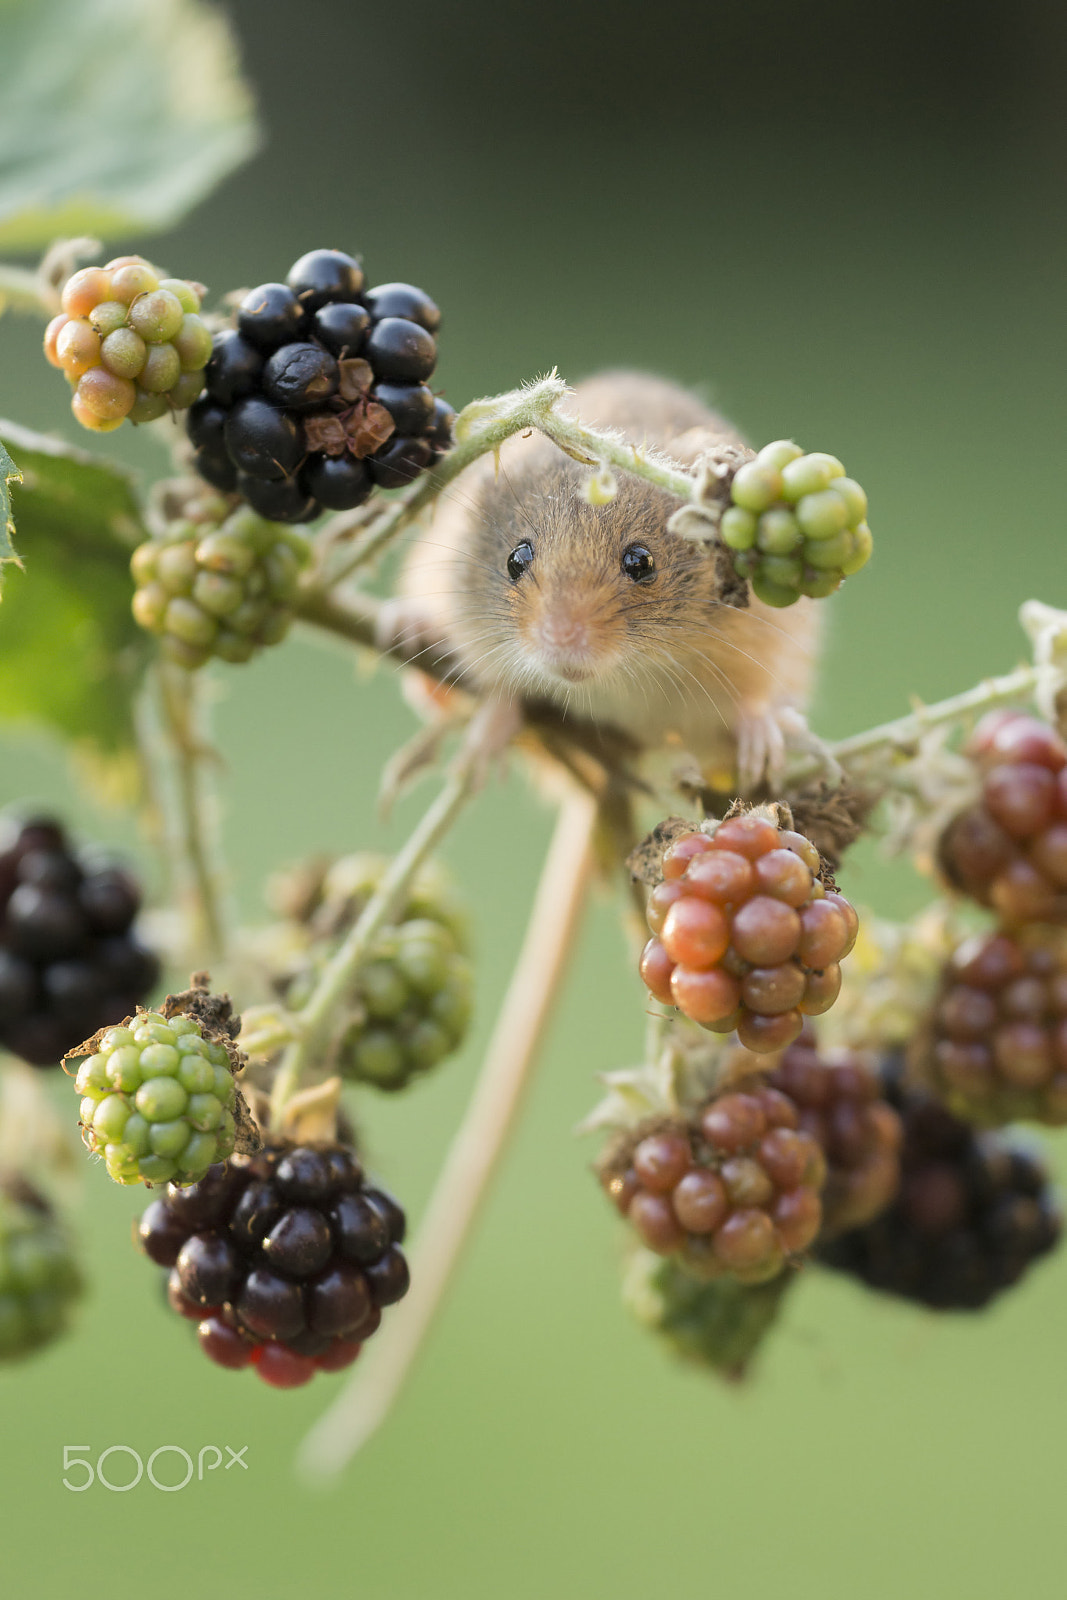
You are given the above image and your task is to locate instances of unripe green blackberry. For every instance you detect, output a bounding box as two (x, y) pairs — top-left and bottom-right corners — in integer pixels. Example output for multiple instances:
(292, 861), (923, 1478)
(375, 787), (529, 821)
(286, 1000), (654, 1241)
(131, 503), (311, 670)
(721, 440), (873, 607)
(623, 1248), (793, 1380)
(272, 853), (472, 1091)
(0, 1179), (82, 1360)
(73, 1010), (238, 1186)
(45, 256), (210, 432)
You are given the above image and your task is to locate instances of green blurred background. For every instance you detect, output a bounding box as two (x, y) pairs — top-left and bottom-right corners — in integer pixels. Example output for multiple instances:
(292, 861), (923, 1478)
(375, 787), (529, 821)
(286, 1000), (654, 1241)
(2, 1), (1067, 1595)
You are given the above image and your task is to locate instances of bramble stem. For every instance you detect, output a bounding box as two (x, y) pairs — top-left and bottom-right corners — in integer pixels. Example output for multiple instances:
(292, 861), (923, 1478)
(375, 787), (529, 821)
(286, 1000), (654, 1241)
(297, 784), (599, 1481)
(830, 665), (1044, 765)
(155, 663), (227, 963)
(267, 722), (487, 1132)
(315, 372), (699, 590)
(0, 263), (56, 317)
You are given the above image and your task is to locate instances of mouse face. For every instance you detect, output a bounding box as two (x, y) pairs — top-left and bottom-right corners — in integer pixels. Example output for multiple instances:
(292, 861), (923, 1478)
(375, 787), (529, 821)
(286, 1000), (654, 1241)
(454, 460), (727, 703)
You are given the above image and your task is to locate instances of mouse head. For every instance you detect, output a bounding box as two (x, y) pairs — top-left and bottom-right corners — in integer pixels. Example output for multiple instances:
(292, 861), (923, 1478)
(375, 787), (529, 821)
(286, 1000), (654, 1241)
(457, 462), (725, 700)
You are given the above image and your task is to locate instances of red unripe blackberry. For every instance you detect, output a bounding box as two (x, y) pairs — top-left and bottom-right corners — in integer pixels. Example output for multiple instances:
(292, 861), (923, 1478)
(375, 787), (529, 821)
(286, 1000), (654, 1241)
(768, 1027), (903, 1234)
(939, 711), (1067, 925)
(913, 927), (1067, 1125)
(639, 819), (857, 1051)
(598, 1082), (826, 1285)
(137, 1144), (408, 1386)
(818, 1062), (1061, 1309)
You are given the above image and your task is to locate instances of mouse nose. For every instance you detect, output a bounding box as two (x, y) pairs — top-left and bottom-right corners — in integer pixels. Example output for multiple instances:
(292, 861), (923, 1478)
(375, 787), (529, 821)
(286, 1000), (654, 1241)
(537, 610), (591, 654)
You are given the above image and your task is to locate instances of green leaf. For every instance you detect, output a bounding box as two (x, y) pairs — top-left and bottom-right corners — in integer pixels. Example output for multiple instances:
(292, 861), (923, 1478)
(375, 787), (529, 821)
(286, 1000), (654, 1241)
(0, 437), (20, 579)
(0, 0), (259, 252)
(0, 419), (151, 795)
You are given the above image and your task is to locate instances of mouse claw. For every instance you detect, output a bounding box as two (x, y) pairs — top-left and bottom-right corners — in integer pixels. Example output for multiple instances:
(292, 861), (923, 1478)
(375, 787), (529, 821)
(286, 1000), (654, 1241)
(461, 697), (524, 790)
(735, 704), (790, 794)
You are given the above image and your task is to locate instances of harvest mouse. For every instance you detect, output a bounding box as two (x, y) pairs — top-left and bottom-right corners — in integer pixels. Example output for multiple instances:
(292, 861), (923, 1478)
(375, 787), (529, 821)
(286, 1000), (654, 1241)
(388, 371), (820, 792)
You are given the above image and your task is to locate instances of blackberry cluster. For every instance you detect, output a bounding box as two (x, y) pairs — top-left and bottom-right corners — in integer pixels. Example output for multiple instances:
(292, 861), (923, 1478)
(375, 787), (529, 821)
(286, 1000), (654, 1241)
(818, 1068), (1061, 1309)
(599, 1085), (826, 1285)
(769, 1027), (903, 1234)
(130, 498), (310, 670)
(915, 929), (1067, 1126)
(623, 1249), (793, 1380)
(271, 852), (471, 1091)
(0, 1178), (82, 1361)
(74, 1010), (238, 1186)
(44, 256), (210, 432)
(639, 815), (858, 1053)
(138, 1144), (409, 1387)
(187, 249), (453, 523)
(720, 440), (873, 608)
(0, 816), (159, 1068)
(939, 711), (1067, 925)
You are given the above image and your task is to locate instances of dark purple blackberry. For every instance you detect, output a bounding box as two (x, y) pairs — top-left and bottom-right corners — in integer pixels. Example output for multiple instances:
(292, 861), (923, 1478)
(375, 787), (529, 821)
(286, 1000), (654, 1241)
(188, 251), (447, 522)
(223, 398), (303, 480)
(236, 283), (306, 350)
(370, 436), (434, 490)
(0, 815), (158, 1066)
(364, 318), (436, 383)
(363, 282), (441, 334)
(301, 453), (373, 511)
(203, 331), (264, 406)
(287, 249), (365, 312)
(312, 301), (371, 358)
(262, 342), (340, 412)
(817, 1061), (1061, 1309)
(137, 1142), (409, 1385)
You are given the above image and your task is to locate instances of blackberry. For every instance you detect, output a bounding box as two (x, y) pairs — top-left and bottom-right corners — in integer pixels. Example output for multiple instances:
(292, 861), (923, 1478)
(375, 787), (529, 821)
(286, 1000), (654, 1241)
(72, 1007), (239, 1186)
(721, 440), (873, 607)
(598, 1084), (826, 1285)
(818, 1067), (1061, 1308)
(187, 249), (449, 522)
(130, 498), (310, 670)
(137, 1143), (407, 1385)
(0, 1178), (82, 1361)
(912, 927), (1067, 1126)
(0, 815), (159, 1067)
(769, 1026), (903, 1234)
(938, 710), (1067, 926)
(45, 256), (210, 433)
(269, 853), (471, 1091)
(639, 816), (859, 1053)
(623, 1248), (793, 1380)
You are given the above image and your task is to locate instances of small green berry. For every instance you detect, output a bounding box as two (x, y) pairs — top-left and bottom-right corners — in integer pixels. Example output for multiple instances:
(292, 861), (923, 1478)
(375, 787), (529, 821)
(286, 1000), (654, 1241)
(730, 461), (783, 513)
(720, 506), (758, 551)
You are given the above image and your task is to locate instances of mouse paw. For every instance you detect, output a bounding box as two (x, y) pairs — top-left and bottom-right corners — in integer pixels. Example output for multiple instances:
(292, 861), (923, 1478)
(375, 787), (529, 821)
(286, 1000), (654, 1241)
(735, 704), (790, 793)
(375, 596), (441, 661)
(462, 698), (523, 790)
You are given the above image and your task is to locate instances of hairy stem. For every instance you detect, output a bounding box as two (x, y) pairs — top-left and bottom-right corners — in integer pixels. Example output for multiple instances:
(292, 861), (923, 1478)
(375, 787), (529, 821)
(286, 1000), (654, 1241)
(267, 731), (484, 1132)
(155, 663), (227, 963)
(297, 784), (599, 1480)
(0, 263), (56, 317)
(830, 664), (1044, 765)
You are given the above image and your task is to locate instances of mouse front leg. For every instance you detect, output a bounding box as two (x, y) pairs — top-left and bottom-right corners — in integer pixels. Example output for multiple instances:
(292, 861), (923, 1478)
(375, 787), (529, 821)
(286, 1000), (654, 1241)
(734, 702), (843, 794)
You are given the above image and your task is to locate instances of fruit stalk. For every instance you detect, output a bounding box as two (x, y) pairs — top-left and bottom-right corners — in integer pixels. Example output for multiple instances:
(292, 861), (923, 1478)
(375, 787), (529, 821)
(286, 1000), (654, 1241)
(154, 661), (227, 962)
(267, 718), (490, 1131)
(297, 783), (598, 1479)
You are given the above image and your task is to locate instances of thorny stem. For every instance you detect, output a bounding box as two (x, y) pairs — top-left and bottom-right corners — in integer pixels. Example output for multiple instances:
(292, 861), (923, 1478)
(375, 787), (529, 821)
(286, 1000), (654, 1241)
(313, 373), (698, 590)
(297, 784), (598, 1480)
(267, 721), (487, 1132)
(154, 663), (226, 963)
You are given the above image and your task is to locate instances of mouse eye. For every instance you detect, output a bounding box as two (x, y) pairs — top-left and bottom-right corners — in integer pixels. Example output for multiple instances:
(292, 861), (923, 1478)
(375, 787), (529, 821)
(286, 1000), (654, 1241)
(621, 544), (656, 583)
(507, 542), (534, 581)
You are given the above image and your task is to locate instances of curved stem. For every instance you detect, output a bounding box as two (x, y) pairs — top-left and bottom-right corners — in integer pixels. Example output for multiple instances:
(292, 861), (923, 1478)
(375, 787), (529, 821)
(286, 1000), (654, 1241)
(267, 741), (483, 1132)
(831, 664), (1043, 764)
(155, 663), (226, 963)
(297, 784), (599, 1481)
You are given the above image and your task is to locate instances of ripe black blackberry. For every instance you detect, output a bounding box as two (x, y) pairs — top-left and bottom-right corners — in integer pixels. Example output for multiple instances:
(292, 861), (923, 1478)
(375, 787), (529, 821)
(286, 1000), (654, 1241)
(817, 1063), (1061, 1309)
(0, 1176), (83, 1360)
(0, 815), (159, 1067)
(188, 248), (451, 523)
(137, 1143), (409, 1386)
